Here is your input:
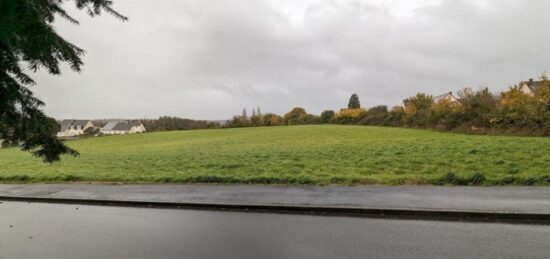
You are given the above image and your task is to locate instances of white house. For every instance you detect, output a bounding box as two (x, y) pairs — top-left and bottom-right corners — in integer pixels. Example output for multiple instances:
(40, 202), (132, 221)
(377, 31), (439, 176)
(518, 78), (541, 96)
(432, 91), (459, 103)
(57, 120), (95, 137)
(100, 121), (146, 135)
(402, 91), (459, 108)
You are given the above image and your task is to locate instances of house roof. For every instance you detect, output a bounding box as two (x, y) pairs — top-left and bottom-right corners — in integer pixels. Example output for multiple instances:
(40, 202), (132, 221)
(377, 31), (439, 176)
(59, 120), (92, 131)
(101, 121), (143, 131)
(433, 92), (456, 103)
(519, 79), (542, 92)
(101, 121), (119, 131)
(402, 91), (457, 107)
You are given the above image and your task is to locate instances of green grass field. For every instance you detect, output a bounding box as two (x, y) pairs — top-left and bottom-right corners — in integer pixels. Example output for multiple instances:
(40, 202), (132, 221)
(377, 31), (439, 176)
(0, 125), (549, 185)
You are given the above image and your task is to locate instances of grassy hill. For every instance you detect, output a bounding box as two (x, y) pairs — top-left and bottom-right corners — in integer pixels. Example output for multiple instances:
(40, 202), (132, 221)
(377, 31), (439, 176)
(0, 125), (549, 185)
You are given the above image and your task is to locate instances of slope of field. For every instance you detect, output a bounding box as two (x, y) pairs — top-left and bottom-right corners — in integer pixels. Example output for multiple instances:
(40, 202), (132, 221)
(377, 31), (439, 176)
(0, 125), (549, 185)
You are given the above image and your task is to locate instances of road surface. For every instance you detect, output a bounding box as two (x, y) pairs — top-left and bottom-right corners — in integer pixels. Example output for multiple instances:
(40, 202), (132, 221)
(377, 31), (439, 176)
(2, 184), (550, 213)
(1, 201), (549, 259)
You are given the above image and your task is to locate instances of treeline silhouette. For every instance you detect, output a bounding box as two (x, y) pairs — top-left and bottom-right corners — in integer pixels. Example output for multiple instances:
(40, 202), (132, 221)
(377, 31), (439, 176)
(142, 75), (550, 136)
(223, 75), (550, 136)
(140, 116), (220, 132)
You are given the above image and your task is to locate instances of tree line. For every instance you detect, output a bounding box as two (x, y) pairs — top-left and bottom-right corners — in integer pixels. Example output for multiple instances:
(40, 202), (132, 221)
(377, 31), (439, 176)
(125, 75), (550, 136)
(140, 117), (220, 132)
(222, 75), (550, 136)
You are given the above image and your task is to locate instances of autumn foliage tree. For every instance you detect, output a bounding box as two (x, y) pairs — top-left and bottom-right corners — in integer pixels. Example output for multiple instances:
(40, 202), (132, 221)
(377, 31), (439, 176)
(283, 107), (308, 125)
(404, 93), (434, 127)
(263, 113), (282, 126)
(457, 87), (499, 129)
(334, 108), (367, 124)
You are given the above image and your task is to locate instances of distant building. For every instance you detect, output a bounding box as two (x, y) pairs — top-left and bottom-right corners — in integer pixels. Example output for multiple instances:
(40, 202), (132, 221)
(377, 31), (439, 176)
(57, 120), (95, 137)
(518, 78), (542, 96)
(100, 121), (146, 135)
(402, 91), (459, 108)
(402, 98), (410, 108)
(432, 91), (459, 103)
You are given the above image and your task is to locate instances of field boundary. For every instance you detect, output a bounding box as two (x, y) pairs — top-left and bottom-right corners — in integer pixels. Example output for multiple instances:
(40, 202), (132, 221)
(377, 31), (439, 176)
(2, 195), (550, 225)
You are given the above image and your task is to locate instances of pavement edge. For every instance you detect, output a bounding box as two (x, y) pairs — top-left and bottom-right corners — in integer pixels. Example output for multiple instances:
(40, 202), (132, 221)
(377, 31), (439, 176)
(1, 195), (549, 224)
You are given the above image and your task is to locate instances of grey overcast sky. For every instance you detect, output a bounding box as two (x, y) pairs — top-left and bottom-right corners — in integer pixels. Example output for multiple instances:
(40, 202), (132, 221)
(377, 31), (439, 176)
(34, 0), (550, 120)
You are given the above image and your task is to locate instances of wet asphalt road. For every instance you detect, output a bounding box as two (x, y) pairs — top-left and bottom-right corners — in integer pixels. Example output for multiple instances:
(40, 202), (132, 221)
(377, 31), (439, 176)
(1, 202), (549, 259)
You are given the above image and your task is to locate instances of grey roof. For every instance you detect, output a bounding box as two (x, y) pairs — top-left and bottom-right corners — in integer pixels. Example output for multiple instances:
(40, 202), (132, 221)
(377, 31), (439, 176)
(101, 121), (143, 131)
(433, 92), (456, 103)
(59, 120), (92, 131)
(101, 121), (119, 131)
(519, 79), (542, 92)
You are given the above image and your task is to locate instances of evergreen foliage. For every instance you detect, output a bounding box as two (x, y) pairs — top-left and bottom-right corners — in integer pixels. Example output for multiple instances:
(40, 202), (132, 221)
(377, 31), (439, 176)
(0, 0), (126, 162)
(320, 110), (335, 123)
(348, 93), (361, 109)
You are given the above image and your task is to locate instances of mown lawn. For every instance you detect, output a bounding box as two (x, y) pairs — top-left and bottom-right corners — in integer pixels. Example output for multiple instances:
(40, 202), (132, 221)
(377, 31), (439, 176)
(0, 125), (549, 185)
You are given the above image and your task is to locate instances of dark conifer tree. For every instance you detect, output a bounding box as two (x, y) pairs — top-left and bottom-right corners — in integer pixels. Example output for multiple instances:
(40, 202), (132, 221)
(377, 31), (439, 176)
(0, 0), (126, 162)
(348, 93), (361, 109)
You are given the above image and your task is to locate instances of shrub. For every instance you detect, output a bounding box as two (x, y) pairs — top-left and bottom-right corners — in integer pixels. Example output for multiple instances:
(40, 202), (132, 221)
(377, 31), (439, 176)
(305, 114), (321, 124)
(320, 110), (335, 123)
(334, 108), (367, 124)
(457, 87), (499, 128)
(263, 113), (283, 126)
(431, 99), (462, 130)
(384, 106), (405, 126)
(359, 105), (388, 125)
(283, 107), (308, 125)
(403, 93), (434, 127)
(500, 88), (536, 123)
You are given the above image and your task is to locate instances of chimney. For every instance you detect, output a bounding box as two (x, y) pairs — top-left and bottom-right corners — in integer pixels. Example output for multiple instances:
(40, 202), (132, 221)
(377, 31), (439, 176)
(529, 78), (534, 83)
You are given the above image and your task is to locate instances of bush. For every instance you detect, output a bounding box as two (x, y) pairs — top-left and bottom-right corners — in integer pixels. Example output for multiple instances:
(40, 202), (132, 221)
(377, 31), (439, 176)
(404, 93), (434, 127)
(283, 107), (308, 125)
(431, 99), (462, 130)
(457, 87), (499, 128)
(334, 108), (367, 124)
(263, 113), (282, 126)
(305, 114), (321, 124)
(359, 105), (388, 125)
(384, 106), (405, 126)
(320, 110), (335, 123)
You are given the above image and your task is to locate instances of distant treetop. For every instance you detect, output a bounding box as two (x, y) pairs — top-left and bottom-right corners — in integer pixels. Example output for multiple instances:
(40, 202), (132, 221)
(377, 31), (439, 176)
(348, 94), (361, 109)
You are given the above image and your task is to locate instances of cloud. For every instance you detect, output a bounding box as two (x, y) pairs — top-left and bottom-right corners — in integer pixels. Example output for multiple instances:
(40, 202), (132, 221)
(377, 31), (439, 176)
(34, 0), (550, 120)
